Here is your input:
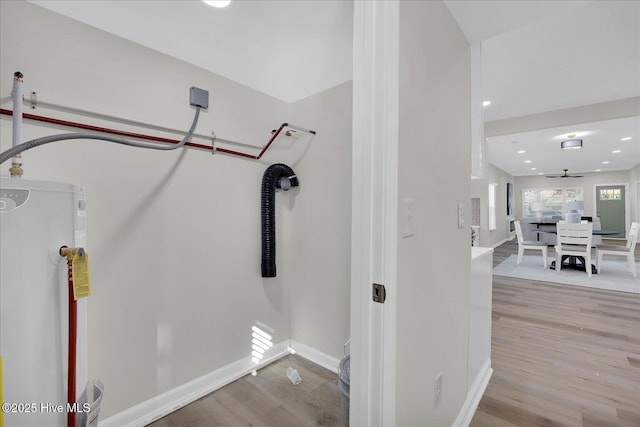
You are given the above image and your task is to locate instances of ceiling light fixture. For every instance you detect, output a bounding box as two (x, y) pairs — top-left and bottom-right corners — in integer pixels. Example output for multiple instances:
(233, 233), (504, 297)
(482, 101), (491, 107)
(602, 161), (609, 164)
(561, 134), (583, 150)
(524, 160), (532, 164)
(203, 0), (232, 8)
(621, 137), (632, 141)
(595, 169), (601, 172)
(517, 150), (526, 154)
(612, 150), (621, 154)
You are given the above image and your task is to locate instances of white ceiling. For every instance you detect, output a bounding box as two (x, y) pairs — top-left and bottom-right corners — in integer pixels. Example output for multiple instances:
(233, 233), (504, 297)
(28, 0), (353, 104)
(28, 0), (640, 177)
(486, 116), (640, 177)
(476, 0), (640, 122)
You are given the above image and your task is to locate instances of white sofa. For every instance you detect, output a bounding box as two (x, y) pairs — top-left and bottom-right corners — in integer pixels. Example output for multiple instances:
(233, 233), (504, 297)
(518, 216), (602, 246)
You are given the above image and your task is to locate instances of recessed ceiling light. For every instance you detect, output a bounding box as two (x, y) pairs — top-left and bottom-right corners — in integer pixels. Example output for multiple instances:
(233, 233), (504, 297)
(553, 131), (591, 141)
(203, 0), (232, 8)
(524, 160), (532, 164)
(482, 101), (491, 107)
(517, 150), (526, 154)
(602, 161), (610, 164)
(537, 172), (543, 175)
(621, 137), (632, 141)
(612, 150), (621, 154)
(531, 167), (537, 170)
(595, 169), (601, 172)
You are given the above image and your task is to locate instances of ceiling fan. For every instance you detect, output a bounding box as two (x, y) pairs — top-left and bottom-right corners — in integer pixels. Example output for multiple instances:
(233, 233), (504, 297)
(545, 169), (583, 178)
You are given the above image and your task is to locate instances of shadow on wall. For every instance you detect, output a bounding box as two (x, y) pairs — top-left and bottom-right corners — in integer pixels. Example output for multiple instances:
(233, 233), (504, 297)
(96, 150), (187, 267)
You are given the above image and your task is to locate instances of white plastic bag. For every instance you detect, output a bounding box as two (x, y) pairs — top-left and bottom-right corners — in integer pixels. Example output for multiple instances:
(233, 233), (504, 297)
(286, 367), (302, 385)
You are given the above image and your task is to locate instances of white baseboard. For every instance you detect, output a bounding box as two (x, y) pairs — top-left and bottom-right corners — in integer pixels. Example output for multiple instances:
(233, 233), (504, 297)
(452, 359), (493, 427)
(490, 237), (510, 248)
(99, 341), (291, 427)
(288, 339), (341, 374)
(99, 340), (340, 427)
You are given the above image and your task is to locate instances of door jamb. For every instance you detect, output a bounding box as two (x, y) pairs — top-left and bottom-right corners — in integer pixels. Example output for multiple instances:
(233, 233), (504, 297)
(351, 1), (399, 426)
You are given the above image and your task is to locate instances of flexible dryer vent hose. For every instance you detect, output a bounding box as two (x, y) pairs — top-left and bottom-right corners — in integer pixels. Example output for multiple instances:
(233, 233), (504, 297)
(261, 163), (298, 278)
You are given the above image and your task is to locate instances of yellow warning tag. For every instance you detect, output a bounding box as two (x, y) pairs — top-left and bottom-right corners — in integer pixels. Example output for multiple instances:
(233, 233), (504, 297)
(72, 253), (91, 300)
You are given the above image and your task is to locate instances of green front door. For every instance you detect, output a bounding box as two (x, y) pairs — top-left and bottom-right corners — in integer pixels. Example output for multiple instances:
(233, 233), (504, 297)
(596, 185), (626, 237)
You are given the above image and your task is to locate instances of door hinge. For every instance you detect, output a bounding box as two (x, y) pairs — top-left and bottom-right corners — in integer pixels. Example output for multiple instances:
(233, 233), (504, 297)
(372, 283), (386, 303)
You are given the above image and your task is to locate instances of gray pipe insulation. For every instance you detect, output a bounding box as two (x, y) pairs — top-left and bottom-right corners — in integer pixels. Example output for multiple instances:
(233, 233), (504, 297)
(0, 107), (200, 165)
(261, 163), (299, 277)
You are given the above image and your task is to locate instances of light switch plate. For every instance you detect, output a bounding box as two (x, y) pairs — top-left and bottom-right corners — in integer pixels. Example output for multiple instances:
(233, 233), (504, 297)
(402, 198), (415, 238)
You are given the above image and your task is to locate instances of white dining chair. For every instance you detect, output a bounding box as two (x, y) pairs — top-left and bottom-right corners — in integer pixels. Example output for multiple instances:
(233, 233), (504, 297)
(596, 222), (639, 277)
(515, 220), (548, 267)
(555, 222), (593, 278)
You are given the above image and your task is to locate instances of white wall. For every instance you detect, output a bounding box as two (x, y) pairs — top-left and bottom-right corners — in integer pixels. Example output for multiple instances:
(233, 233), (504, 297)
(514, 170), (633, 221)
(1, 0), (351, 418)
(396, 1), (471, 425)
(287, 82), (352, 359)
(629, 163), (640, 223)
(470, 163), (515, 247)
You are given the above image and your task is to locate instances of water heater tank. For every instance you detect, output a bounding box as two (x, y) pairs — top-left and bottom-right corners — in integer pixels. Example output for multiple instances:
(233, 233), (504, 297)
(0, 177), (88, 427)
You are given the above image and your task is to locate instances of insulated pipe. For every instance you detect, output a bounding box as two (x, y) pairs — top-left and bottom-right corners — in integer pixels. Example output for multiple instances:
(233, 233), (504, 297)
(0, 107), (201, 164)
(0, 109), (316, 161)
(10, 71), (23, 177)
(261, 163), (298, 277)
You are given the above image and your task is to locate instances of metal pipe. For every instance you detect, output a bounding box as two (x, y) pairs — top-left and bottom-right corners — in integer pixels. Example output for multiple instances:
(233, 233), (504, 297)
(1, 109), (316, 161)
(0, 108), (212, 151)
(20, 94), (261, 149)
(286, 123), (317, 135)
(11, 72), (22, 148)
(10, 72), (24, 177)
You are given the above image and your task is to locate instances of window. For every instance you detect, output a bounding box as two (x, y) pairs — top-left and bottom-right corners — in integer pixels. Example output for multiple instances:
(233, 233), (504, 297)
(488, 182), (497, 231)
(599, 188), (621, 200)
(522, 187), (583, 218)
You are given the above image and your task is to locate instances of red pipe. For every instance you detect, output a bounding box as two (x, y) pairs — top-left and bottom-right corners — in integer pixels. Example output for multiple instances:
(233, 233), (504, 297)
(256, 124), (285, 159)
(0, 109), (257, 157)
(215, 147), (258, 159)
(0, 108), (212, 151)
(67, 262), (77, 427)
(0, 109), (311, 161)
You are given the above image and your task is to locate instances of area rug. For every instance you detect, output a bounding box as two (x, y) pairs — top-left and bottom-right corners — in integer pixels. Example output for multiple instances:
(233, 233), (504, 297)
(493, 255), (640, 294)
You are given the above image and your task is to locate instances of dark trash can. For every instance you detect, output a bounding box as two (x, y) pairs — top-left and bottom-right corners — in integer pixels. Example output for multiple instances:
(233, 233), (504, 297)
(338, 354), (350, 426)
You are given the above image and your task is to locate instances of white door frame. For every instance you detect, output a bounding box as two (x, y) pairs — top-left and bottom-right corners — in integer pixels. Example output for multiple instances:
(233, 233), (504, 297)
(636, 181), (640, 223)
(593, 182), (630, 235)
(351, 1), (399, 426)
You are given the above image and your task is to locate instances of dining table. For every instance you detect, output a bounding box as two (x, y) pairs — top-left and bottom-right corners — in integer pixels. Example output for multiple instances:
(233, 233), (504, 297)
(534, 229), (620, 274)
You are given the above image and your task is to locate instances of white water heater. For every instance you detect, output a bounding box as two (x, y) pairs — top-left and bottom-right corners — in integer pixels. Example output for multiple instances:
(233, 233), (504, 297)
(0, 177), (88, 427)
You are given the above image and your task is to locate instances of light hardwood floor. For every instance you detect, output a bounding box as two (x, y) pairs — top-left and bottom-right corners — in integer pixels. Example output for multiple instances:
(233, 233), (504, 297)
(148, 354), (342, 427)
(148, 239), (638, 427)
(471, 238), (640, 427)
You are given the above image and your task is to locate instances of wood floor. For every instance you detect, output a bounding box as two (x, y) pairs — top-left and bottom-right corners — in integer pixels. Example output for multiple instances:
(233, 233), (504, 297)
(148, 354), (343, 427)
(471, 239), (640, 427)
(148, 238), (638, 427)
